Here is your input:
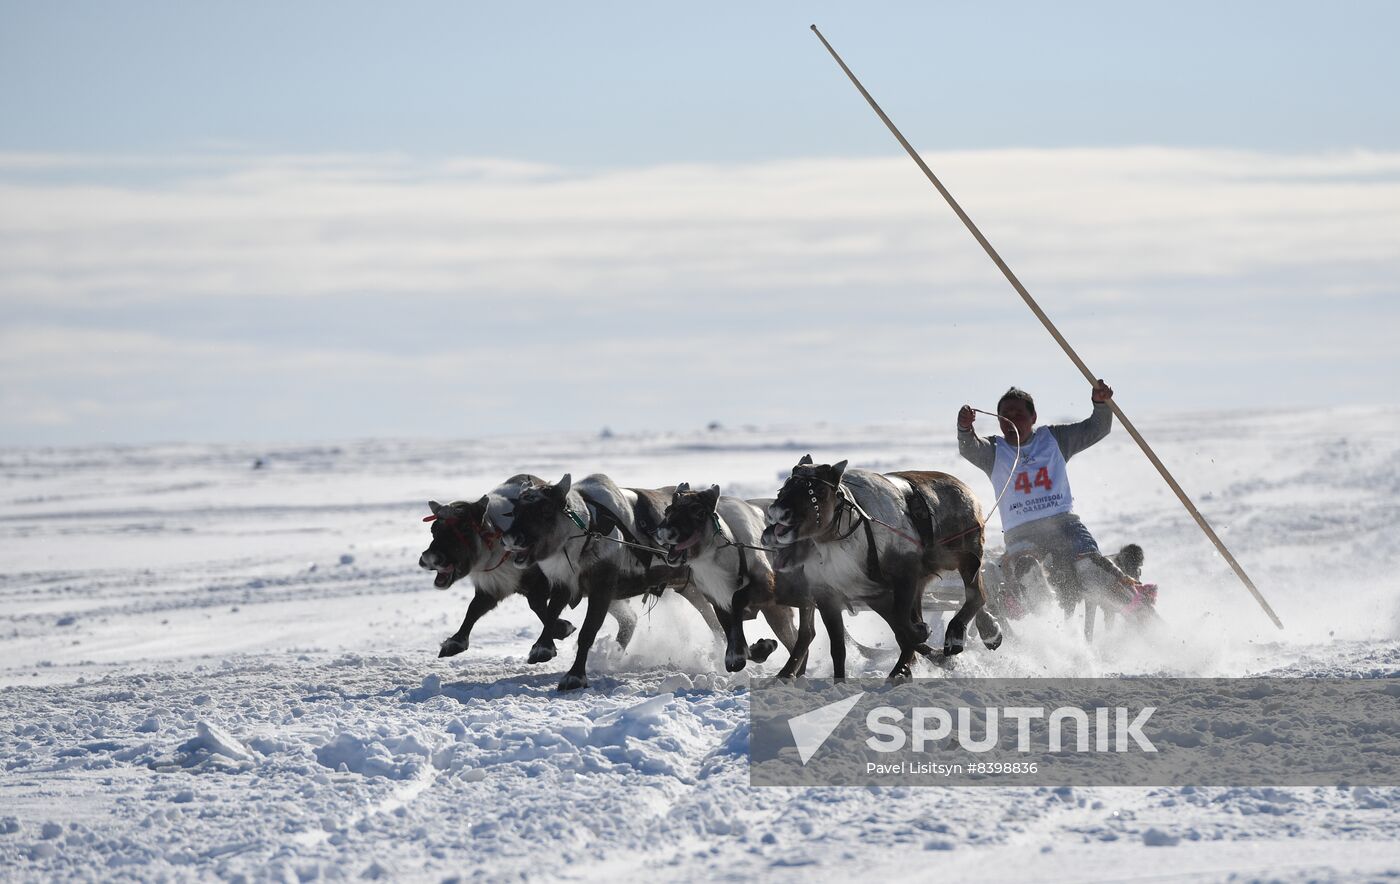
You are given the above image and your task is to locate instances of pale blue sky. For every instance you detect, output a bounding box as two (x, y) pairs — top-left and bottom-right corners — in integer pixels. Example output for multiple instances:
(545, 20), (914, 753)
(2, 2), (1398, 445)
(6, 2), (1399, 161)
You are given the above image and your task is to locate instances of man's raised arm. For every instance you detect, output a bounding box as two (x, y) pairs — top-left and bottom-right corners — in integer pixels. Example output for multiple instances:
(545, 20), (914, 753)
(957, 404), (995, 476)
(1049, 379), (1115, 461)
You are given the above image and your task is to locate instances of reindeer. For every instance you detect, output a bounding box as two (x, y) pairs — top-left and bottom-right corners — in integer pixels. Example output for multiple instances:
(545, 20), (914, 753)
(653, 483), (804, 674)
(761, 455), (1003, 680)
(602, 481), (774, 641)
(501, 473), (697, 691)
(987, 541), (1150, 639)
(417, 474), (637, 658)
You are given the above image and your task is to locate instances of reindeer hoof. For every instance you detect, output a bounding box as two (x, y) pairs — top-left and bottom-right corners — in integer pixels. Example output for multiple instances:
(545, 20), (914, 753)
(549, 619), (576, 640)
(888, 664), (912, 682)
(528, 644), (557, 664)
(982, 628), (1004, 651)
(438, 638), (468, 658)
(747, 639), (778, 663)
(557, 673), (589, 692)
(725, 652), (748, 673)
(943, 635), (966, 657)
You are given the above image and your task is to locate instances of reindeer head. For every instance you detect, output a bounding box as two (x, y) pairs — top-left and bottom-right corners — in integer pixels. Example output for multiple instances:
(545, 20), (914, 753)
(418, 496), (494, 589)
(656, 482), (721, 565)
(1114, 543), (1145, 580)
(500, 474), (578, 568)
(761, 455), (848, 551)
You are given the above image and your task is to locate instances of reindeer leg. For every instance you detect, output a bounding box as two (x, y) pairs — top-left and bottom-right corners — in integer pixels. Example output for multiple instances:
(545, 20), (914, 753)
(708, 602), (738, 670)
(1050, 555), (1083, 622)
(818, 601), (847, 681)
(871, 593), (918, 681)
(960, 554), (1002, 652)
(755, 600), (796, 661)
(776, 604), (815, 679)
(721, 586), (754, 672)
(524, 570), (574, 640)
(868, 563), (923, 679)
(974, 608), (1006, 650)
(438, 590), (498, 658)
(894, 586), (929, 650)
(973, 566), (1010, 648)
(528, 584), (572, 665)
(763, 603), (798, 652)
(945, 552), (991, 658)
(558, 569), (616, 692)
(607, 598), (637, 649)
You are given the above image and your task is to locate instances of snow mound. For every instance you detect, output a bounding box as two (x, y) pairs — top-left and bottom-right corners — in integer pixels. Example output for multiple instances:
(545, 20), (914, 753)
(175, 721), (255, 767)
(553, 693), (701, 779)
(313, 732), (433, 780)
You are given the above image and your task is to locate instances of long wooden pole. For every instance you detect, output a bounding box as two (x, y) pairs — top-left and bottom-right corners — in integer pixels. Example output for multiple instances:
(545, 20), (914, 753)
(809, 24), (1284, 629)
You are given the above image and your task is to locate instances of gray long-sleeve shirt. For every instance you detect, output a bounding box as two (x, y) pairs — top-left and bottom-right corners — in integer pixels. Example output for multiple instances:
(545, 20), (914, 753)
(957, 402), (1113, 478)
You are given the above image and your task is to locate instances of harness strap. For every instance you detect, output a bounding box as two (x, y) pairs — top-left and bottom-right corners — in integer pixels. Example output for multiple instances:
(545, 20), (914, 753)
(831, 494), (865, 543)
(934, 523), (983, 546)
(827, 486), (882, 583)
(706, 511), (752, 587)
(479, 549), (512, 573)
(424, 511), (506, 568)
(860, 511), (881, 582)
(902, 486), (936, 549)
(588, 499), (653, 569)
(564, 505), (588, 532)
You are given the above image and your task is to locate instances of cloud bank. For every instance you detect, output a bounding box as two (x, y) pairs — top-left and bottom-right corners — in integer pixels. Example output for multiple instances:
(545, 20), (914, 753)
(2, 148), (1397, 443)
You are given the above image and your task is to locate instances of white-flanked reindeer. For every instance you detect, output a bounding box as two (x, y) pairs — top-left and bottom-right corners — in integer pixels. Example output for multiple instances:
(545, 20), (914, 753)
(761, 455), (1004, 679)
(653, 483), (804, 674)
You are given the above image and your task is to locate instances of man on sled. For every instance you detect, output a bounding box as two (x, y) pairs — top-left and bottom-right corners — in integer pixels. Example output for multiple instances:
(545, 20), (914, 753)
(957, 380), (1157, 639)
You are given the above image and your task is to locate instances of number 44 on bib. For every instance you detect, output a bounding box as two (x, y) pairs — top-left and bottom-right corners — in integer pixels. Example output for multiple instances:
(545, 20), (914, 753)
(1013, 468), (1054, 495)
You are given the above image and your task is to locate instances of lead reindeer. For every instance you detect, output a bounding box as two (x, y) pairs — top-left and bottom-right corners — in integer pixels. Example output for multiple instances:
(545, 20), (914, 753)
(418, 474), (639, 658)
(761, 455), (1003, 680)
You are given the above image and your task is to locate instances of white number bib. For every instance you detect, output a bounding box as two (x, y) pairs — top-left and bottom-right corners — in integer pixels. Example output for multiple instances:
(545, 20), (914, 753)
(990, 429), (1073, 532)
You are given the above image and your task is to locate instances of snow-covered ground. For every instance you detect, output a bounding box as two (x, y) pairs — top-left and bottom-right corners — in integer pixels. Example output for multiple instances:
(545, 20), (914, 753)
(3, 406), (1399, 882)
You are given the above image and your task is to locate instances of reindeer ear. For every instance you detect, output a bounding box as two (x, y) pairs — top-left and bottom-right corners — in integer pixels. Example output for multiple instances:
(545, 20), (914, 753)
(701, 485), (721, 508)
(553, 474), (572, 500)
(429, 500), (443, 516)
(466, 495), (489, 520)
(799, 454), (814, 465)
(677, 481), (690, 493)
(830, 459), (848, 481)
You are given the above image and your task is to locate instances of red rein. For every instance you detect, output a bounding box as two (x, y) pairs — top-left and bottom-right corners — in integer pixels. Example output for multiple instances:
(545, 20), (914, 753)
(423, 513), (509, 571)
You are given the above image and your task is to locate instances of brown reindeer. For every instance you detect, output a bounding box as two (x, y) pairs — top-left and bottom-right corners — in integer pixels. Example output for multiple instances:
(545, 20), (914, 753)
(761, 455), (1004, 680)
